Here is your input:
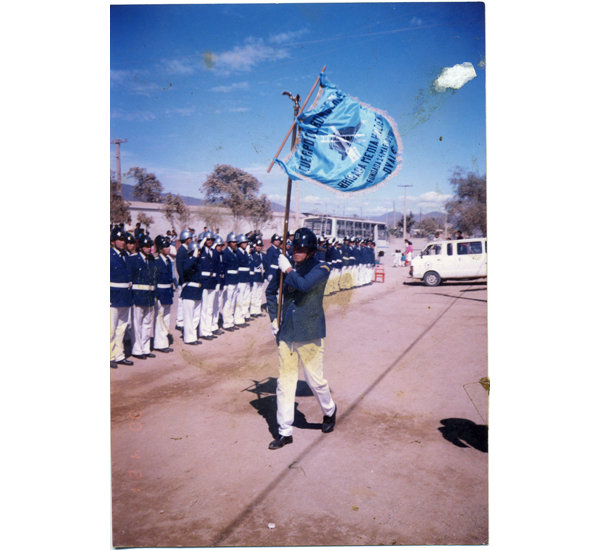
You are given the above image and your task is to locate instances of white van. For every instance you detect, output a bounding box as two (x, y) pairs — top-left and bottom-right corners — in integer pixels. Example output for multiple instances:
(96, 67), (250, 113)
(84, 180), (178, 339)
(409, 238), (487, 286)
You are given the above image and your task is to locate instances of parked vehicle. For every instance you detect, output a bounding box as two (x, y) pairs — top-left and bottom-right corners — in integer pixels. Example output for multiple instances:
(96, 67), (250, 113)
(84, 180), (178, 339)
(409, 238), (487, 286)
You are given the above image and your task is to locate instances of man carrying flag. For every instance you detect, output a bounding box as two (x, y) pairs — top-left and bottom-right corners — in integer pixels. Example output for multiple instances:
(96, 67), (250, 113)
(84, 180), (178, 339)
(265, 228), (337, 450)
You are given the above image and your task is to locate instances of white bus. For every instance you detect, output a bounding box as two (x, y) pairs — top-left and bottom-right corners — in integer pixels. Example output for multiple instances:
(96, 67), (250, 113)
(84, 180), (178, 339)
(302, 215), (389, 251)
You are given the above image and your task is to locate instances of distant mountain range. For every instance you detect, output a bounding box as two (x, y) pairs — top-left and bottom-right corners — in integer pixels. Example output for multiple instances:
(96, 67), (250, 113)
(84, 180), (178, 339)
(118, 183), (287, 212)
(118, 183), (442, 221)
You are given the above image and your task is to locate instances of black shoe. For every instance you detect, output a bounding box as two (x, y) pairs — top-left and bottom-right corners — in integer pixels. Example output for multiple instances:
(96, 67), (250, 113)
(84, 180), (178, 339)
(154, 348), (173, 353)
(199, 335), (216, 340)
(145, 353), (156, 358)
(213, 330), (224, 335)
(184, 341), (201, 346)
(116, 359), (133, 366)
(175, 325), (184, 332)
(110, 361), (118, 369)
(223, 327), (236, 332)
(268, 435), (293, 450)
(250, 314), (260, 318)
(322, 405), (337, 433)
(236, 323), (250, 328)
(132, 354), (147, 360)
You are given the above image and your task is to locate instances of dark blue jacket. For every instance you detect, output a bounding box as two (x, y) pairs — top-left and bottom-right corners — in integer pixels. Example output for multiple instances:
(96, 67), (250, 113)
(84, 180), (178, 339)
(265, 245), (281, 280)
(110, 247), (133, 308)
(266, 256), (330, 344)
(341, 244), (351, 267)
(236, 247), (252, 283)
(175, 243), (189, 286)
(251, 250), (267, 283)
(156, 254), (176, 305)
(223, 246), (239, 285)
(129, 252), (157, 307)
(199, 247), (217, 291)
(215, 250), (226, 289)
(181, 254), (203, 301)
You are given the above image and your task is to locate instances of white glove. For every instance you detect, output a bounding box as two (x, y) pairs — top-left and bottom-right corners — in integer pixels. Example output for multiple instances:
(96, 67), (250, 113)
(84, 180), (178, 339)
(271, 319), (279, 337)
(278, 254), (292, 273)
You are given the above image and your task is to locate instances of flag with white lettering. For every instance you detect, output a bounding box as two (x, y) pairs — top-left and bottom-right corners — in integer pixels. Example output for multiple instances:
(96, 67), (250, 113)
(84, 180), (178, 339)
(274, 73), (402, 194)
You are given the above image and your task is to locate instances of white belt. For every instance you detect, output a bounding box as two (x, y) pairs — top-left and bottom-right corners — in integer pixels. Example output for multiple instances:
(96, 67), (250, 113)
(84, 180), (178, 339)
(239, 267), (250, 271)
(227, 270), (238, 274)
(132, 284), (155, 291)
(201, 271), (212, 276)
(110, 282), (131, 289)
(157, 284), (172, 289)
(270, 264), (278, 269)
(187, 282), (201, 287)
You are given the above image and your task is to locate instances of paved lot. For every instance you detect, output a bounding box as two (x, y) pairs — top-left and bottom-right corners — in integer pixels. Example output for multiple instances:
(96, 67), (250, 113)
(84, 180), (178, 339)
(110, 258), (488, 547)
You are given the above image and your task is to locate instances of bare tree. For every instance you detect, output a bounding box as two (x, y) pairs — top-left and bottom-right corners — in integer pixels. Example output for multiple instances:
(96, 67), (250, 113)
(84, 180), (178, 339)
(445, 168), (486, 236)
(137, 212), (154, 232)
(162, 192), (191, 233)
(127, 167), (164, 203)
(202, 164), (263, 232)
(110, 171), (131, 224)
(244, 194), (274, 234)
(199, 205), (227, 234)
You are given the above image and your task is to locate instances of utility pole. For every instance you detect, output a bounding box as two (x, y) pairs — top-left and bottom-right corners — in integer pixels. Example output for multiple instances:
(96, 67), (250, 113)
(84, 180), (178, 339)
(110, 138), (128, 196)
(399, 184), (413, 240)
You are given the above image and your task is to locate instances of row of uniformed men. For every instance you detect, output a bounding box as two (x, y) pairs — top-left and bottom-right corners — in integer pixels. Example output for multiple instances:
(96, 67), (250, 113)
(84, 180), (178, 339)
(109, 226), (286, 368)
(110, 226), (377, 368)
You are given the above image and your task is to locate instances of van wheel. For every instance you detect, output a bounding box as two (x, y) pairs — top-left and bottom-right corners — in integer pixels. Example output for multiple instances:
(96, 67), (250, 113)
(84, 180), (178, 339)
(423, 271), (441, 287)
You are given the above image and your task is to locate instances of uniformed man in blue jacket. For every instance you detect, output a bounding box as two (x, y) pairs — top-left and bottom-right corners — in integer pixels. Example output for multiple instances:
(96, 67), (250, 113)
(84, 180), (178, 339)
(265, 227), (337, 450)
(222, 232), (239, 331)
(250, 238), (267, 317)
(234, 234), (252, 326)
(211, 235), (227, 335)
(265, 233), (283, 284)
(110, 227), (134, 368)
(129, 234), (158, 359)
(198, 231), (218, 340)
(181, 241), (203, 345)
(154, 235), (176, 353)
(175, 230), (193, 331)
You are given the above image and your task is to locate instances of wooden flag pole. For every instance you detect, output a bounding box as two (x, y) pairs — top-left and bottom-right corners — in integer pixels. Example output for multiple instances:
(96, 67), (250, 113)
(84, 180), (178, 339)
(276, 99), (299, 328)
(267, 65), (326, 174)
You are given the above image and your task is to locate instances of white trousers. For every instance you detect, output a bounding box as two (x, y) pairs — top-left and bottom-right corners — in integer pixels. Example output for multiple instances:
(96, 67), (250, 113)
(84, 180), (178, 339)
(176, 290), (184, 327)
(110, 306), (130, 362)
(250, 280), (266, 315)
(200, 288), (216, 337)
(212, 287), (224, 331)
(235, 282), (250, 324)
(154, 301), (171, 350)
(276, 338), (335, 437)
(222, 284), (238, 328)
(182, 298), (201, 343)
(131, 304), (155, 356)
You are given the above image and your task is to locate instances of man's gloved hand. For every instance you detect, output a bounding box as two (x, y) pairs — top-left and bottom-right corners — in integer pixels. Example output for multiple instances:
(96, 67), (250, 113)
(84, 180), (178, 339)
(278, 254), (292, 273)
(271, 318), (279, 337)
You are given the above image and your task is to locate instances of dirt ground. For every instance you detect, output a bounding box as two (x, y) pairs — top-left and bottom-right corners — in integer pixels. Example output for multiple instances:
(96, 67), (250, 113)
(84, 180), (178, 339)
(110, 252), (488, 547)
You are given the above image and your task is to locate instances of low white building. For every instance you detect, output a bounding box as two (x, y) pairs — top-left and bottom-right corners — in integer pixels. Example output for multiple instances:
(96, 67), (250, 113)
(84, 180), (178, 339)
(125, 201), (306, 240)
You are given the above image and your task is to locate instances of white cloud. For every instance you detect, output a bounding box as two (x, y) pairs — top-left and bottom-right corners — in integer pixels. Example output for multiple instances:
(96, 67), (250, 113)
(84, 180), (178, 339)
(110, 69), (163, 97)
(405, 191), (453, 212)
(409, 17), (423, 26)
(206, 38), (289, 74)
(111, 108), (156, 122)
(164, 58), (198, 75)
(210, 82), (249, 93)
(434, 62), (477, 93)
(164, 107), (196, 117)
(269, 29), (310, 44)
(229, 107), (249, 112)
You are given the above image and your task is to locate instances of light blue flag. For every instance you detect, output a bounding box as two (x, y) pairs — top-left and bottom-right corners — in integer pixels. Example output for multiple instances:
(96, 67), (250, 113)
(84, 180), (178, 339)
(275, 73), (402, 194)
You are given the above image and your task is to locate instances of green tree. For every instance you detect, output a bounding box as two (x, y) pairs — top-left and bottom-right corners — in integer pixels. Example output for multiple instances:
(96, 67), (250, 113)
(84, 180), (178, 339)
(201, 164), (264, 232)
(445, 168), (486, 236)
(127, 167), (164, 203)
(110, 171), (131, 225)
(162, 192), (191, 233)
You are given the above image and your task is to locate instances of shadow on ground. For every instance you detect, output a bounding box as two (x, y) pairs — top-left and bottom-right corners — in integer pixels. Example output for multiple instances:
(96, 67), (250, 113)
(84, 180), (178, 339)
(438, 418), (488, 453)
(244, 377), (320, 438)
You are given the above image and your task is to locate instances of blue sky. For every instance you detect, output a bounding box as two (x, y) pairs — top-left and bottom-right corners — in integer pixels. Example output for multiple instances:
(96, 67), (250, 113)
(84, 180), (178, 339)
(110, 2), (485, 219)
